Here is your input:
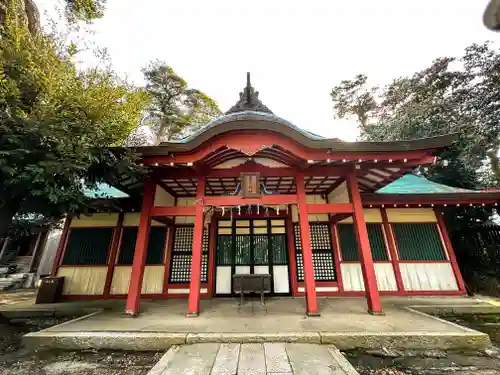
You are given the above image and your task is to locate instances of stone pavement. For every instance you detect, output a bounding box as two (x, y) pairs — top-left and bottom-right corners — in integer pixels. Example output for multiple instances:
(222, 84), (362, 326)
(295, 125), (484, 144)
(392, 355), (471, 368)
(147, 343), (358, 375)
(17, 296), (492, 351)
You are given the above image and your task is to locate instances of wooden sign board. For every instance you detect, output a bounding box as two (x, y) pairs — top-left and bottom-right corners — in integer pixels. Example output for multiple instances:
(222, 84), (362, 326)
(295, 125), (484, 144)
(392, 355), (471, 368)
(241, 172), (261, 198)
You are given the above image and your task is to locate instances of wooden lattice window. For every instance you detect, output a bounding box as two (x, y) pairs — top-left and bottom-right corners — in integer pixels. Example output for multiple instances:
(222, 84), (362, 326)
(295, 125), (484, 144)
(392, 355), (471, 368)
(393, 223), (446, 261)
(168, 226), (209, 283)
(116, 227), (166, 265)
(294, 223), (336, 281)
(62, 228), (113, 265)
(337, 223), (388, 261)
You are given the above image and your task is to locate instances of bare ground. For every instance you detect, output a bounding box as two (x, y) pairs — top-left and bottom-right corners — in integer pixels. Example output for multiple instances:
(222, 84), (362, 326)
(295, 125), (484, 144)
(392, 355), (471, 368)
(347, 313), (500, 375)
(0, 316), (162, 375)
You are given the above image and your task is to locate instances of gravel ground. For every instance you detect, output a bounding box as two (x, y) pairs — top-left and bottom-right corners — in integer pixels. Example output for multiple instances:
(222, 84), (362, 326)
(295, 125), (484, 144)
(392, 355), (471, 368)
(347, 313), (500, 375)
(346, 349), (500, 375)
(0, 316), (162, 375)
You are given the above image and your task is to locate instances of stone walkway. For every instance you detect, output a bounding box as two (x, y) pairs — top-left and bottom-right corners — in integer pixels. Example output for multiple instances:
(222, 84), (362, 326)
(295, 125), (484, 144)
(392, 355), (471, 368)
(148, 343), (358, 375)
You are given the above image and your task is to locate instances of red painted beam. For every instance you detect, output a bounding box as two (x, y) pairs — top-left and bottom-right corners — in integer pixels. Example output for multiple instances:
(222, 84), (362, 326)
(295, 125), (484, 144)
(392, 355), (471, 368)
(141, 130), (440, 165)
(151, 206), (196, 216)
(203, 195), (297, 206)
(306, 203), (353, 214)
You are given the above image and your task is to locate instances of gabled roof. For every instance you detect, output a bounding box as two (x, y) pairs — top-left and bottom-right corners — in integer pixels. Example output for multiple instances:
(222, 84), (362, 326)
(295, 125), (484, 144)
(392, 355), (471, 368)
(376, 174), (476, 194)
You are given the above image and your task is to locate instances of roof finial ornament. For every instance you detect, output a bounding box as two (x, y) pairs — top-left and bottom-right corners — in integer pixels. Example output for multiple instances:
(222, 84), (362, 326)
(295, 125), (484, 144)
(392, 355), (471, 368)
(225, 72), (273, 115)
(245, 72), (252, 104)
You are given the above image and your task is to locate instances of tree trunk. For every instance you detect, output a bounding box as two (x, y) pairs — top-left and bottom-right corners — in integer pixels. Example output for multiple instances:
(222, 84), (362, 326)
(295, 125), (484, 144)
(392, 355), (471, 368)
(0, 0), (40, 35)
(0, 204), (19, 241)
(487, 149), (500, 186)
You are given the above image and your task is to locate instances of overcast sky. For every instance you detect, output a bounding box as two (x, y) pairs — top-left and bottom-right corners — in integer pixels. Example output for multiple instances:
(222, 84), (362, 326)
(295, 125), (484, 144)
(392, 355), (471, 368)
(37, 0), (495, 141)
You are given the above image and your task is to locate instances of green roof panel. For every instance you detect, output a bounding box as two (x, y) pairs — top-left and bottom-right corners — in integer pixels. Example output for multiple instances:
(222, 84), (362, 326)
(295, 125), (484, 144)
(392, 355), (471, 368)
(84, 183), (129, 199)
(376, 174), (475, 195)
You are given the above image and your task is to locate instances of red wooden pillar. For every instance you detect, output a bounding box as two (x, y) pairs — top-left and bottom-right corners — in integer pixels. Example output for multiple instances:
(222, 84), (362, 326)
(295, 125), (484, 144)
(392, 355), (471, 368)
(51, 216), (72, 276)
(434, 209), (467, 293)
(346, 171), (383, 315)
(103, 212), (124, 298)
(207, 217), (217, 297)
(296, 173), (319, 316)
(285, 212), (298, 296)
(187, 176), (206, 316)
(380, 209), (405, 292)
(163, 225), (175, 296)
(125, 180), (156, 316)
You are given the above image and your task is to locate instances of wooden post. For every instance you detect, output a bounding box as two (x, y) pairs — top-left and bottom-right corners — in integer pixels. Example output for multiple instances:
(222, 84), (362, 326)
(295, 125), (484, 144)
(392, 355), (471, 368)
(51, 217), (72, 276)
(434, 209), (467, 294)
(125, 180), (156, 316)
(296, 173), (319, 316)
(380, 208), (405, 292)
(163, 225), (175, 296)
(187, 176), (206, 316)
(103, 212), (124, 298)
(207, 217), (217, 297)
(0, 237), (10, 264)
(346, 171), (383, 315)
(285, 212), (298, 296)
(330, 223), (344, 292)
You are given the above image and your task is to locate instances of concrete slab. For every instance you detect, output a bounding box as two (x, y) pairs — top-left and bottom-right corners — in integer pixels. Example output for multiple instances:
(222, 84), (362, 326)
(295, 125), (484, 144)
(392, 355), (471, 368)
(19, 296), (493, 351)
(286, 343), (345, 375)
(238, 344), (266, 375)
(155, 343), (219, 375)
(210, 343), (239, 375)
(264, 343), (292, 373)
(146, 343), (361, 375)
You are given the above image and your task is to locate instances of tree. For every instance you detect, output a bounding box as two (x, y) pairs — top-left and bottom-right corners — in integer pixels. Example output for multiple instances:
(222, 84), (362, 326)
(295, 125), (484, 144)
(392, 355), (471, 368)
(0, 0), (105, 38)
(331, 42), (500, 230)
(142, 61), (221, 144)
(0, 1), (148, 239)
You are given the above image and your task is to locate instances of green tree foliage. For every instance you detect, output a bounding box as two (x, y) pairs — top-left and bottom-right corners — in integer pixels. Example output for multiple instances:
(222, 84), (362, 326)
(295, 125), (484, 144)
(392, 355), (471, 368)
(0, 0), (105, 34)
(141, 61), (222, 144)
(0, 1), (148, 238)
(65, 0), (106, 23)
(331, 42), (500, 230)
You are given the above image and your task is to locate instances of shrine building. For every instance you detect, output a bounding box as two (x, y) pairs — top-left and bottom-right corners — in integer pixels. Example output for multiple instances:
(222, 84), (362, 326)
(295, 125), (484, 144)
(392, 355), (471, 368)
(50, 74), (500, 316)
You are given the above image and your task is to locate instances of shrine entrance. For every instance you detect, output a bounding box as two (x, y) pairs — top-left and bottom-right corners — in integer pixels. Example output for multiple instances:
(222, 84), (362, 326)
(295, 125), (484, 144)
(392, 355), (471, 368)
(214, 218), (291, 296)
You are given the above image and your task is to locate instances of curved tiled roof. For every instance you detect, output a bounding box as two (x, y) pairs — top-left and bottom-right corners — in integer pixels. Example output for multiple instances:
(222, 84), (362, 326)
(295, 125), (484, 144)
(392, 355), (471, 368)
(165, 111), (328, 144)
(129, 73), (456, 156)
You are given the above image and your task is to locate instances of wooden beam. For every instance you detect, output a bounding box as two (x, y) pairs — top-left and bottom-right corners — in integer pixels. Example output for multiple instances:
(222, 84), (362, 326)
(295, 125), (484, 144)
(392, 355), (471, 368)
(203, 194), (297, 206)
(150, 206), (196, 216)
(306, 203), (353, 214)
(324, 178), (345, 196)
(330, 213), (352, 223)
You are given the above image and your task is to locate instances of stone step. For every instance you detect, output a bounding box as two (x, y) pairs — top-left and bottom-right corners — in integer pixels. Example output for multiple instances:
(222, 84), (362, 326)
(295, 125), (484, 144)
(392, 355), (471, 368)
(146, 343), (359, 375)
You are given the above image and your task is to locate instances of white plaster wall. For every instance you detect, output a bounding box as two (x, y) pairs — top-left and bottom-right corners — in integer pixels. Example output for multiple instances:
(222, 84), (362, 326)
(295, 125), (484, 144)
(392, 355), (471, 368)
(399, 262), (458, 291)
(340, 262), (398, 291)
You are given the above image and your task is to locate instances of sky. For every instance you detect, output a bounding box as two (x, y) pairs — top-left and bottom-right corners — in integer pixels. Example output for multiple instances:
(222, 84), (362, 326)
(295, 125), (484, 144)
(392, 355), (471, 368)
(36, 0), (495, 142)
